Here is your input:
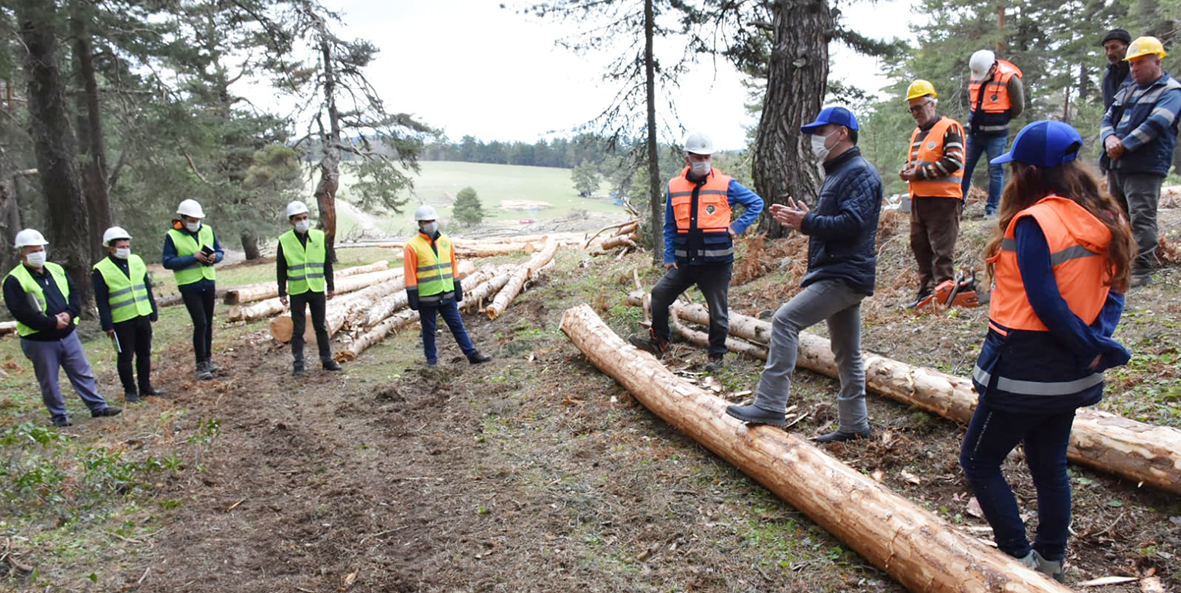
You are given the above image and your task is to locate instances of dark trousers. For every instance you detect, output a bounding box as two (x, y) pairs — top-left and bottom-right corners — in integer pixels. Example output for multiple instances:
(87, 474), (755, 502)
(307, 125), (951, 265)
(113, 316), (153, 394)
(650, 262), (731, 357)
(960, 400), (1076, 562)
(909, 197), (962, 293)
(181, 284), (215, 364)
(420, 299), (476, 363)
(290, 291), (332, 363)
(1108, 170), (1162, 272)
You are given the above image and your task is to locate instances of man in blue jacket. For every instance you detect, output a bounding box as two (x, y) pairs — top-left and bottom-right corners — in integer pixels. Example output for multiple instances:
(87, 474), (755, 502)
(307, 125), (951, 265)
(629, 131), (764, 372)
(726, 107), (883, 443)
(1101, 36), (1181, 287)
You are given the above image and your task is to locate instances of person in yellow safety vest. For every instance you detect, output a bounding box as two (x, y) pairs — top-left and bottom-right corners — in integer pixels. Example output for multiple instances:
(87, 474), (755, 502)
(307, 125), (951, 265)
(3, 229), (121, 427)
(899, 80), (966, 310)
(964, 49), (1025, 218)
(161, 199), (224, 381)
(92, 226), (164, 403)
(277, 200), (343, 376)
(403, 205), (492, 367)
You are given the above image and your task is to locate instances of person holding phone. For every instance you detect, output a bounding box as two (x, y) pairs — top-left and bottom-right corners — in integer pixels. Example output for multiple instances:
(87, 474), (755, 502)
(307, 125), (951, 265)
(162, 199), (224, 381)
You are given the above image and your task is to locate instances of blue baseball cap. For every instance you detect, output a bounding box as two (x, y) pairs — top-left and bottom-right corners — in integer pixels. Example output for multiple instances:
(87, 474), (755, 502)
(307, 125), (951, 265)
(800, 106), (859, 134)
(991, 120), (1083, 167)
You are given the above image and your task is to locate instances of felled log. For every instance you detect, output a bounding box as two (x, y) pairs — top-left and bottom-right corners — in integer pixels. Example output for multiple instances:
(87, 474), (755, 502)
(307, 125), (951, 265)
(0, 320), (16, 337)
(485, 238), (558, 320)
(583, 219), (639, 248)
(270, 276), (406, 343)
(227, 268), (404, 323)
(336, 309), (419, 362)
(597, 234), (639, 251)
(461, 265), (512, 313)
(222, 260), (391, 305)
(626, 293), (1181, 496)
(668, 310), (768, 360)
(560, 305), (1069, 593)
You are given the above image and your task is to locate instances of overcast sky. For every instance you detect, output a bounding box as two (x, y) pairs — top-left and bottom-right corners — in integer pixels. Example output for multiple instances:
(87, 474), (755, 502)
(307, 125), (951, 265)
(315, 0), (918, 150)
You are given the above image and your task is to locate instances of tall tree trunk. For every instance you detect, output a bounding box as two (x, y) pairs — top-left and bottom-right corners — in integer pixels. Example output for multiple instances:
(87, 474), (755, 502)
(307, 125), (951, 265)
(240, 229), (260, 260)
(17, 0), (92, 310)
(752, 0), (831, 238)
(69, 7), (111, 260)
(643, 0), (663, 265)
(314, 25), (340, 264)
(0, 147), (22, 273)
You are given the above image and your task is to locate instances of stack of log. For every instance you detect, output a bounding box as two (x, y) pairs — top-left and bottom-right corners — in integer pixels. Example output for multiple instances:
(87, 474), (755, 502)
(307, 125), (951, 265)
(625, 292), (1181, 496)
(485, 237), (559, 320)
(584, 219), (640, 257)
(0, 320), (16, 338)
(223, 260), (390, 305)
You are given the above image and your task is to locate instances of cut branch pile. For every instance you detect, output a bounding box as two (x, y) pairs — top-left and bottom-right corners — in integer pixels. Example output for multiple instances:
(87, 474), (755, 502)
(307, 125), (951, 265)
(485, 237), (559, 320)
(560, 304), (1070, 593)
(586, 219), (640, 256)
(222, 260), (390, 305)
(626, 292), (1181, 496)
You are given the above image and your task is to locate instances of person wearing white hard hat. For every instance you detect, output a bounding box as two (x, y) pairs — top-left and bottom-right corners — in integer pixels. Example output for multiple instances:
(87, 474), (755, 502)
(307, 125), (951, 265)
(4, 229), (121, 427)
(92, 226), (163, 402)
(963, 49), (1024, 218)
(404, 204), (492, 367)
(628, 130), (764, 372)
(161, 199), (224, 380)
(277, 200), (342, 376)
(1100, 35), (1181, 287)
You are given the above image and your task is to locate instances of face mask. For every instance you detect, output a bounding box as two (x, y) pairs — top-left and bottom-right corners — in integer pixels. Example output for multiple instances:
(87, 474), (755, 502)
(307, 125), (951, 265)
(294, 220), (311, 233)
(185, 221), (201, 233)
(420, 222), (438, 236)
(25, 251), (46, 268)
(114, 247), (131, 260)
(689, 160), (712, 177)
(811, 131), (837, 161)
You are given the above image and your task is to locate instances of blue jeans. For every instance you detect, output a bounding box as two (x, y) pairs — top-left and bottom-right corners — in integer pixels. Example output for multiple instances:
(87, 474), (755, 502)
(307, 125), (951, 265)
(962, 133), (1008, 214)
(419, 300), (476, 363)
(21, 332), (111, 423)
(959, 400), (1076, 561)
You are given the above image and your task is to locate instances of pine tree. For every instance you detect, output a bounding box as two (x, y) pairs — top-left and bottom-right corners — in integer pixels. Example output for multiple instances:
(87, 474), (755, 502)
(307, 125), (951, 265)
(452, 187), (485, 227)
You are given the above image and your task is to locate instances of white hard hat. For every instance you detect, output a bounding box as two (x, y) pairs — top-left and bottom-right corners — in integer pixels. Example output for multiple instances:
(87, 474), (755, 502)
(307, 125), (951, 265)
(683, 131), (714, 155)
(102, 226), (132, 245)
(286, 200), (310, 218)
(13, 228), (48, 249)
(176, 199), (206, 219)
(969, 49), (996, 79)
(414, 205), (439, 221)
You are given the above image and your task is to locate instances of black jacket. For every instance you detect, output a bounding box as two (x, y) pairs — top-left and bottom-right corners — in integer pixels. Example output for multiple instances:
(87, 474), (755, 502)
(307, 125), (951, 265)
(3, 264), (81, 341)
(799, 148), (884, 296)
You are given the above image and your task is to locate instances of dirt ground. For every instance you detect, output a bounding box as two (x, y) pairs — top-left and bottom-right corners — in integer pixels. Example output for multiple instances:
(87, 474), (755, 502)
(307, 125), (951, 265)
(4, 205), (1180, 593)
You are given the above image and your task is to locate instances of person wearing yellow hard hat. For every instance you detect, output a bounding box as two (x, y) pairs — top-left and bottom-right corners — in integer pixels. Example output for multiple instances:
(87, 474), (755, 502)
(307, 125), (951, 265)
(1100, 35), (1181, 287)
(899, 80), (967, 310)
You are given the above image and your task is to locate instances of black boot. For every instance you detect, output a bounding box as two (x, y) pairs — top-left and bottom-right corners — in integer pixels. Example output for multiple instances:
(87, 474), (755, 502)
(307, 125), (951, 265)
(322, 359), (342, 372)
(814, 427), (872, 443)
(468, 351), (492, 364)
(293, 356), (306, 377)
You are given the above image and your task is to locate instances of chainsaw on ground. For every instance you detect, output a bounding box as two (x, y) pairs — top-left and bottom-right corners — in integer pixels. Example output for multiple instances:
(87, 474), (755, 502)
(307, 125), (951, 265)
(915, 268), (983, 313)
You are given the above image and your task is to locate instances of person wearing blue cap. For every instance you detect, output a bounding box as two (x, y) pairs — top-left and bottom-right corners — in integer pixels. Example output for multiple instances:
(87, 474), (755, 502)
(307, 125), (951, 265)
(726, 106), (883, 443)
(962, 120), (1135, 583)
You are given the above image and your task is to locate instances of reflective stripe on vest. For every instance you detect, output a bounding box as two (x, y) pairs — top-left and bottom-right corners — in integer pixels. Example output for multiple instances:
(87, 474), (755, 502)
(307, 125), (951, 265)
(408, 233), (455, 301)
(5, 262), (75, 337)
(278, 229), (327, 295)
(987, 196), (1112, 333)
(167, 225), (216, 285)
(972, 363), (1105, 396)
(93, 255), (153, 323)
(969, 60), (1022, 114)
(907, 116), (965, 199)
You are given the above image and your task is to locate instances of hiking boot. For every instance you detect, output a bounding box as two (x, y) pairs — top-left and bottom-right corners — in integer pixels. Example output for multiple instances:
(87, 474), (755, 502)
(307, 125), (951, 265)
(704, 355), (724, 372)
(426, 360), (438, 368)
(91, 406), (122, 418)
(141, 386), (166, 397)
(322, 359), (343, 372)
(205, 360), (223, 374)
(52, 417), (73, 428)
(196, 363), (214, 381)
(124, 392), (141, 403)
(293, 361), (306, 377)
(467, 352), (492, 364)
(1131, 272), (1152, 288)
(905, 289), (933, 309)
(814, 427), (872, 443)
(1017, 550), (1065, 583)
(628, 333), (668, 360)
(725, 404), (786, 428)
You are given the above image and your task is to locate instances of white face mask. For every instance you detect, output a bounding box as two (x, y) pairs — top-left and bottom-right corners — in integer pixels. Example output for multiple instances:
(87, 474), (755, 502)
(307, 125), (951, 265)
(294, 220), (311, 233)
(420, 222), (438, 236)
(184, 221), (201, 233)
(689, 159), (712, 177)
(25, 250), (47, 268)
(811, 130), (837, 162)
(114, 247), (131, 260)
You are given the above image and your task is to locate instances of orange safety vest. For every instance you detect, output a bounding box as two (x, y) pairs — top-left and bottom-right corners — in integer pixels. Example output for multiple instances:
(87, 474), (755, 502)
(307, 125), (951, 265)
(907, 116), (965, 199)
(969, 59), (1022, 114)
(669, 167), (733, 235)
(987, 196), (1112, 335)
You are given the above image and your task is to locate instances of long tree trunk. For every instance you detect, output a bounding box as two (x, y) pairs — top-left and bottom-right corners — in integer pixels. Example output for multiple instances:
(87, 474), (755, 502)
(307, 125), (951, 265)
(69, 6), (111, 260)
(753, 0), (831, 238)
(240, 229), (261, 260)
(314, 24), (341, 264)
(18, 0), (92, 309)
(560, 305), (1071, 593)
(0, 146), (22, 273)
(643, 0), (663, 265)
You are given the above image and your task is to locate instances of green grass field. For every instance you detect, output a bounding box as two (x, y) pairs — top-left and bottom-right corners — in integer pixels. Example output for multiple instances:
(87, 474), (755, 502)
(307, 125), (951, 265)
(332, 161), (622, 238)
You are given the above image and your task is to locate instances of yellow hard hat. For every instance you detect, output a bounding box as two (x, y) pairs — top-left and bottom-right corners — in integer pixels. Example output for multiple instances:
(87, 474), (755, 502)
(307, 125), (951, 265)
(906, 79), (937, 101)
(1125, 36), (1167, 61)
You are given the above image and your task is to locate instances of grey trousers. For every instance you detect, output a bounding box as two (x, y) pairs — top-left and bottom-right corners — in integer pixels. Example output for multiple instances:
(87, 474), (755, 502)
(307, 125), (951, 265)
(753, 279), (869, 433)
(20, 332), (109, 423)
(1108, 170), (1162, 271)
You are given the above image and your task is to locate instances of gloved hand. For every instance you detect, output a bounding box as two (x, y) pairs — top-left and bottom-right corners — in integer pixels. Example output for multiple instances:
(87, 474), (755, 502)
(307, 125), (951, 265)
(407, 290), (419, 311)
(454, 279), (463, 303)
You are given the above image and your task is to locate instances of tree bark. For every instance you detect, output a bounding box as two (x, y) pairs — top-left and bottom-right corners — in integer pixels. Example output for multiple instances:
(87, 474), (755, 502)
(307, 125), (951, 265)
(337, 309), (418, 362)
(486, 238), (558, 320)
(227, 268), (404, 322)
(627, 293), (1181, 496)
(314, 21), (341, 264)
(69, 6), (111, 260)
(559, 305), (1070, 593)
(18, 0), (92, 309)
(753, 0), (831, 238)
(240, 229), (261, 260)
(643, 0), (663, 265)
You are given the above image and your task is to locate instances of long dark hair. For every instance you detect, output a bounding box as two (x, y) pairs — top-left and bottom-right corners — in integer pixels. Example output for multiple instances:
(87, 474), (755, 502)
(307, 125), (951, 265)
(983, 160), (1135, 291)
